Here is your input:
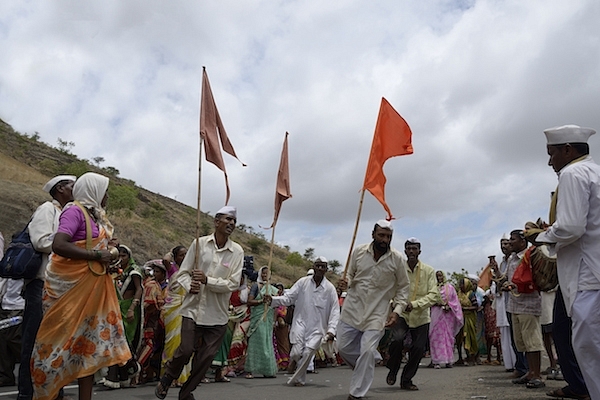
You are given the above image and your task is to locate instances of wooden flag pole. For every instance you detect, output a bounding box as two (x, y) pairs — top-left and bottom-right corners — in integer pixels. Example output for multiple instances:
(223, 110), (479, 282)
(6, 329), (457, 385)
(195, 71), (205, 268)
(262, 224), (277, 321)
(342, 189), (366, 279)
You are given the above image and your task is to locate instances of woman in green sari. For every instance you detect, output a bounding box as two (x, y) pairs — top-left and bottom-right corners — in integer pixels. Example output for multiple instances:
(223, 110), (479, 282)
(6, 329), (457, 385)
(244, 266), (278, 379)
(458, 278), (479, 366)
(104, 244), (143, 388)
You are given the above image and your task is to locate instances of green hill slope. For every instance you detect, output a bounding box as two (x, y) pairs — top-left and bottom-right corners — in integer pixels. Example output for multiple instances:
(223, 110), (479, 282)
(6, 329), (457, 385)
(0, 118), (323, 286)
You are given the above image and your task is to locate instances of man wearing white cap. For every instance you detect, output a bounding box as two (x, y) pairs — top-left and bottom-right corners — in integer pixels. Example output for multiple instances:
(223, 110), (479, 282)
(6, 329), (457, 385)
(156, 206), (243, 400)
(264, 256), (340, 387)
(385, 237), (439, 391)
(336, 220), (410, 400)
(18, 175), (75, 400)
(529, 124), (600, 399)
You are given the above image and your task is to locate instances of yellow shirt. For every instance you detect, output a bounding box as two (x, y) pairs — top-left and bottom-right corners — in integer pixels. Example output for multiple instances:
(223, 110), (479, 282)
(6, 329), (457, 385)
(401, 261), (440, 328)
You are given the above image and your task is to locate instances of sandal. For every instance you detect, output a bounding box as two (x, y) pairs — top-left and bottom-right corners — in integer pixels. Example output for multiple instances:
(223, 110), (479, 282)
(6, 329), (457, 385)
(200, 377), (211, 384)
(245, 373), (254, 379)
(546, 387), (591, 399)
(525, 378), (545, 389)
(386, 371), (396, 386)
(215, 376), (230, 383)
(401, 383), (419, 391)
(512, 375), (530, 384)
(155, 377), (171, 400)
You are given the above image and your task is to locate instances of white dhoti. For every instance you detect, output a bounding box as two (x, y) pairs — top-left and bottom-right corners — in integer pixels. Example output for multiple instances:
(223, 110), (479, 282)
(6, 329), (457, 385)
(500, 326), (516, 370)
(571, 290), (600, 400)
(337, 320), (384, 398)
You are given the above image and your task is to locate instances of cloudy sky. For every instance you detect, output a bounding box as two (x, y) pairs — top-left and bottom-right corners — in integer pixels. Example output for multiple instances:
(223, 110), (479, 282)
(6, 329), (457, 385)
(2, 0), (600, 275)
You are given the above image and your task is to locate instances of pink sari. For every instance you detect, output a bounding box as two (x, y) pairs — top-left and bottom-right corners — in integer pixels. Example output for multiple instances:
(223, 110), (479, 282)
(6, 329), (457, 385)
(429, 283), (463, 365)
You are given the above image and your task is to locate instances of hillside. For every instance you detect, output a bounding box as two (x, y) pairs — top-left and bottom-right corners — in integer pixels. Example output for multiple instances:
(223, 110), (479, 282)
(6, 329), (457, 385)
(0, 118), (323, 286)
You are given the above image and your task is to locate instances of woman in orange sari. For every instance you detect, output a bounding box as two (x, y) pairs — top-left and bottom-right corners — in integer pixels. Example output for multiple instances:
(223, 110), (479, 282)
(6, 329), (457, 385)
(31, 172), (131, 400)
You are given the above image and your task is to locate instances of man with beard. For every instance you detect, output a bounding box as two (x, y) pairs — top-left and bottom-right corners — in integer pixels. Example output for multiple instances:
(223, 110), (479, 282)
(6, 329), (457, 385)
(155, 206), (244, 400)
(337, 220), (410, 400)
(385, 237), (439, 391)
(264, 256), (340, 387)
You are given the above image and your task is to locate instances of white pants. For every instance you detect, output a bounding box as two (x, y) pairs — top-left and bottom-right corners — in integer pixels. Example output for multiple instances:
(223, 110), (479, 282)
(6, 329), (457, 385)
(571, 290), (600, 400)
(499, 325), (516, 370)
(337, 321), (384, 398)
(287, 344), (317, 386)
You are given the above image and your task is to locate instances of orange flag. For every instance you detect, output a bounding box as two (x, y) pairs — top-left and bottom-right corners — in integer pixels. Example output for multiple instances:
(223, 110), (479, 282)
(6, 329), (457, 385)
(268, 132), (292, 228)
(362, 97), (413, 220)
(200, 67), (246, 204)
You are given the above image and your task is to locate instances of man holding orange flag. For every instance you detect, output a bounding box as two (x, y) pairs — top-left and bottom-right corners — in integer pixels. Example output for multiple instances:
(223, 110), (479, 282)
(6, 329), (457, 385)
(337, 220), (410, 400)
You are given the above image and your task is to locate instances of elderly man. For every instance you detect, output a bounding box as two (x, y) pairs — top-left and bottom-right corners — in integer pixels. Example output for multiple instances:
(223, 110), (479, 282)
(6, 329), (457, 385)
(265, 256), (340, 387)
(17, 175), (75, 400)
(385, 237), (439, 391)
(531, 124), (600, 399)
(337, 220), (410, 400)
(155, 206), (244, 400)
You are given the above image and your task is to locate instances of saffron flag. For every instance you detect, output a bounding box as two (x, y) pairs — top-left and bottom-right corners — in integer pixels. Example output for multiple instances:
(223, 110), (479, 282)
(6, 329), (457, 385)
(362, 97), (413, 220)
(268, 132), (292, 228)
(200, 67), (246, 204)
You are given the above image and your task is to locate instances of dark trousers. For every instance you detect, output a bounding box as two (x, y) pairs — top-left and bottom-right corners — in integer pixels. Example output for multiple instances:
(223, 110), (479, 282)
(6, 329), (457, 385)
(553, 287), (588, 396)
(0, 308), (22, 386)
(386, 318), (429, 387)
(506, 312), (528, 375)
(17, 279), (43, 399)
(164, 317), (227, 400)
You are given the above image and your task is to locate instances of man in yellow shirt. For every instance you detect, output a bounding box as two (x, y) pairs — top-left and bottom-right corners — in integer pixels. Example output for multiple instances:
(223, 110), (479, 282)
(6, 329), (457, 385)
(385, 237), (440, 391)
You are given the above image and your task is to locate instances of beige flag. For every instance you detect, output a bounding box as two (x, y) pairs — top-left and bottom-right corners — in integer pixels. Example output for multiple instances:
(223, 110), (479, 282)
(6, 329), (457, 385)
(200, 67), (245, 204)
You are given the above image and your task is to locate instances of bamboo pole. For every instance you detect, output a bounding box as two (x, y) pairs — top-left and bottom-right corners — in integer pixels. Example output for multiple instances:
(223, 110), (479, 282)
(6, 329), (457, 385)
(342, 189), (366, 279)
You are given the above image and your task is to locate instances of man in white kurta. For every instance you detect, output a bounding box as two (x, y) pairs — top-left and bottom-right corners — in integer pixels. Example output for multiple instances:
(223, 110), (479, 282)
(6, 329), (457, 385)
(337, 220), (410, 400)
(533, 125), (600, 400)
(266, 256), (340, 386)
(491, 237), (517, 372)
(19, 175), (75, 400)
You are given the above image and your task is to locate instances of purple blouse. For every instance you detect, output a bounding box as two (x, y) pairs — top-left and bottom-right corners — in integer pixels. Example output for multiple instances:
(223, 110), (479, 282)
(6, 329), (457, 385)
(57, 205), (100, 241)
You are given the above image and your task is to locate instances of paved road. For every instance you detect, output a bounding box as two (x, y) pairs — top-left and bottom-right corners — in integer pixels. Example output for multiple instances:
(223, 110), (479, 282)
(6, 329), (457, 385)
(0, 360), (564, 400)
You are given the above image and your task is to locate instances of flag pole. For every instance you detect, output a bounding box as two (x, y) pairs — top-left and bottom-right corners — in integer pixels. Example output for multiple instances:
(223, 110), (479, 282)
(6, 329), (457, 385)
(195, 67), (206, 267)
(263, 223), (277, 320)
(342, 188), (366, 279)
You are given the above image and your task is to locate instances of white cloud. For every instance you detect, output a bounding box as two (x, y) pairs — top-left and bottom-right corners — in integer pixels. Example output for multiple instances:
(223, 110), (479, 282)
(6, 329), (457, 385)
(2, 0), (600, 274)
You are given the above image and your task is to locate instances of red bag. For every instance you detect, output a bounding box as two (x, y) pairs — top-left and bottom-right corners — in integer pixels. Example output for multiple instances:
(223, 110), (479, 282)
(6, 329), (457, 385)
(512, 247), (538, 293)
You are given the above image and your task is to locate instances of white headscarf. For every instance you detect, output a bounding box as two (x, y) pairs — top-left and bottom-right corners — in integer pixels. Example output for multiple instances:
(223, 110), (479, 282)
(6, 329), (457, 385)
(70, 172), (114, 237)
(257, 266), (270, 284)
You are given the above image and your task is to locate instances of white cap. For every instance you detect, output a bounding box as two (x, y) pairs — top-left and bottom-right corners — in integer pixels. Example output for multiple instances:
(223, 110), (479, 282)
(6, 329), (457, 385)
(406, 237), (420, 244)
(216, 206), (237, 218)
(306, 268), (314, 276)
(376, 219), (393, 231)
(315, 256), (328, 263)
(544, 124), (595, 145)
(468, 273), (480, 282)
(42, 175), (76, 193)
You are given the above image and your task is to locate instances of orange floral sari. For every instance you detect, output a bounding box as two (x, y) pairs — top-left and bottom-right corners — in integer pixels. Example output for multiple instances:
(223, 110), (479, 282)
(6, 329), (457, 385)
(32, 227), (131, 400)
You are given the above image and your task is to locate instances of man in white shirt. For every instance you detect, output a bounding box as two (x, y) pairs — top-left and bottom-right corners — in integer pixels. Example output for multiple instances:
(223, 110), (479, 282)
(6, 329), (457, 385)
(337, 220), (410, 400)
(265, 256), (340, 387)
(531, 124), (600, 400)
(18, 175), (75, 400)
(156, 206), (243, 400)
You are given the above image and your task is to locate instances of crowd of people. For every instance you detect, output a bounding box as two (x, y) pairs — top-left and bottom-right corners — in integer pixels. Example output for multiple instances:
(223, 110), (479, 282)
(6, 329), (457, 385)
(1, 124), (599, 400)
